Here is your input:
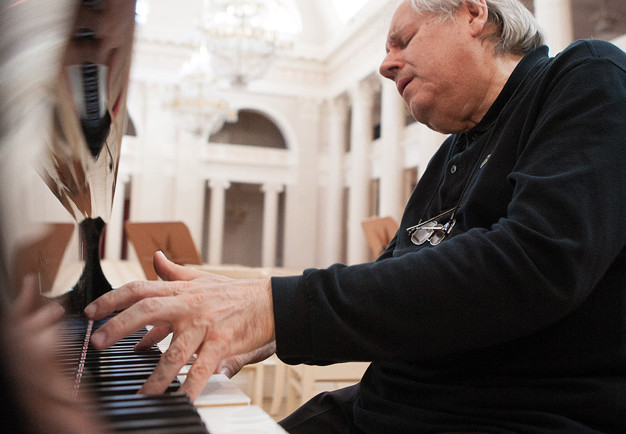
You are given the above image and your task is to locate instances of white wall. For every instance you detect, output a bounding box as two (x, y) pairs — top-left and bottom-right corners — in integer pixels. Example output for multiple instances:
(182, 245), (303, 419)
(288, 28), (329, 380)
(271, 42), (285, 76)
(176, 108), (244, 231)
(96, 0), (449, 269)
(34, 1), (625, 274)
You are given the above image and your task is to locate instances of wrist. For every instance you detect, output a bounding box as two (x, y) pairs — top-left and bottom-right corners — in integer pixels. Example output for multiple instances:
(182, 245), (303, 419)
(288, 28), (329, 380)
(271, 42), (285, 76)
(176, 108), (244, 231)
(263, 278), (275, 342)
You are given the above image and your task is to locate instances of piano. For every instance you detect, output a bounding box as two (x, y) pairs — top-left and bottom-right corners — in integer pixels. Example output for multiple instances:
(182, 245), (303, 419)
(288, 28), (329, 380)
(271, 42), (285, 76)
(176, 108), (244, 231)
(60, 315), (209, 433)
(53, 269), (287, 433)
(0, 1), (287, 431)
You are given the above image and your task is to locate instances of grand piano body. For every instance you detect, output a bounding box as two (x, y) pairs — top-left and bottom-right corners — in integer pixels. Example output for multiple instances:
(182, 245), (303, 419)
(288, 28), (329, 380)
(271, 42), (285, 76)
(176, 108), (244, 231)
(0, 1), (284, 432)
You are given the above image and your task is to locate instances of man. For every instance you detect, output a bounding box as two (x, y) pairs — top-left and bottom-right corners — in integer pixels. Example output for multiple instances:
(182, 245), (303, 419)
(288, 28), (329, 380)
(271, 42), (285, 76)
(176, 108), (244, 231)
(85, 0), (626, 432)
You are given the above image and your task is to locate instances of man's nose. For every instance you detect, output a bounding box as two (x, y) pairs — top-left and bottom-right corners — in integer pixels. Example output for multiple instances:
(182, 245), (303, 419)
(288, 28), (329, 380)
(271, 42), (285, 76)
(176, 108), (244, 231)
(379, 52), (400, 81)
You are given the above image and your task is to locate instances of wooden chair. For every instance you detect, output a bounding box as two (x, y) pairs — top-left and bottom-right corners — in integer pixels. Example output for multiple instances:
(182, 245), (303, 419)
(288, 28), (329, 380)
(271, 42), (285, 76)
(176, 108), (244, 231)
(361, 216), (398, 258)
(12, 222), (75, 294)
(266, 216), (396, 413)
(285, 362), (370, 413)
(124, 221), (202, 280)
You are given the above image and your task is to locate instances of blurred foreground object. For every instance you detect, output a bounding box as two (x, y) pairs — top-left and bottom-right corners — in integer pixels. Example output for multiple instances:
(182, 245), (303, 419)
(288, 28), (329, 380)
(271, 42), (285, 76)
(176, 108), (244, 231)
(0, 0), (77, 303)
(0, 278), (106, 433)
(37, 0), (137, 313)
(0, 1), (129, 432)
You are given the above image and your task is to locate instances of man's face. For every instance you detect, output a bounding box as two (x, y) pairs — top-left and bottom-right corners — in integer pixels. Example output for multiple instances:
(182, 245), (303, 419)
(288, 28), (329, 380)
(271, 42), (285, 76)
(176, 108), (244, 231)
(380, 1), (484, 133)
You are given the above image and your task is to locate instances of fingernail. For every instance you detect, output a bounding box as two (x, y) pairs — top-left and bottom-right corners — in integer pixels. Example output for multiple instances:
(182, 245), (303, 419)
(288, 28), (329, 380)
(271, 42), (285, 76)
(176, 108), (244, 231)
(91, 330), (105, 347)
(220, 367), (230, 377)
(84, 304), (96, 318)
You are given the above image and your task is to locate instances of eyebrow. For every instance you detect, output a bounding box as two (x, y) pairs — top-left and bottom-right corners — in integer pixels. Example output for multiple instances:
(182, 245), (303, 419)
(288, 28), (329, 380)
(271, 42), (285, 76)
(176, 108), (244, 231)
(385, 29), (402, 52)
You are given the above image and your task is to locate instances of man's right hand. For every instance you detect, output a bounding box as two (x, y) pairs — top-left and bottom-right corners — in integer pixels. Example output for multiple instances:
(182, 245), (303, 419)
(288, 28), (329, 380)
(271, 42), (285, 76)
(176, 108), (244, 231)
(84, 251), (276, 401)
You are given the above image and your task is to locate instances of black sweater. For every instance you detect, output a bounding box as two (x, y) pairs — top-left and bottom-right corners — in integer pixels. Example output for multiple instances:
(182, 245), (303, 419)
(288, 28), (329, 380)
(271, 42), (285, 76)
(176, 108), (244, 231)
(273, 40), (626, 432)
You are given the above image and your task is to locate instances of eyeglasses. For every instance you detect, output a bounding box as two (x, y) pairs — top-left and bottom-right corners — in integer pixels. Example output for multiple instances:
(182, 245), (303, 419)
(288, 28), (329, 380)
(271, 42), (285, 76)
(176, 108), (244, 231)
(406, 207), (457, 246)
(405, 108), (506, 246)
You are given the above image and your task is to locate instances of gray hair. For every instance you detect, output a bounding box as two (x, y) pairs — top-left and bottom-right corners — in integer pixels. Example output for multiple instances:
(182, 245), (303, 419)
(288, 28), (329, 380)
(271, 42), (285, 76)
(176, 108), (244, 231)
(409, 0), (545, 55)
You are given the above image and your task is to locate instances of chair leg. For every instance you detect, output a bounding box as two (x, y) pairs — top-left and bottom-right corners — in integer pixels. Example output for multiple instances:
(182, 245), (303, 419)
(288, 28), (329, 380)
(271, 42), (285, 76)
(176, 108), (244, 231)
(300, 367), (315, 406)
(286, 367), (299, 414)
(252, 363), (264, 405)
(269, 361), (286, 416)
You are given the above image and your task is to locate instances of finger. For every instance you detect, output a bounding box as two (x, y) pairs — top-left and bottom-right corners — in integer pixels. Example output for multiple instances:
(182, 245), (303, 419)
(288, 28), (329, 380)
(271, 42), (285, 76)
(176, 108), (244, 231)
(135, 325), (171, 351)
(23, 301), (65, 332)
(84, 279), (186, 320)
(213, 354), (244, 378)
(138, 331), (198, 396)
(9, 275), (40, 319)
(179, 342), (222, 401)
(153, 251), (232, 284)
(153, 251), (205, 282)
(10, 315), (62, 353)
(32, 322), (63, 349)
(90, 295), (182, 349)
(214, 360), (231, 377)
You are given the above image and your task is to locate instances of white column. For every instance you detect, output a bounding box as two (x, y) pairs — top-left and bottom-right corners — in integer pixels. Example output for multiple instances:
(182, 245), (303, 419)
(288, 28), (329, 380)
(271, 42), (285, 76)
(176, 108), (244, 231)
(208, 179), (230, 266)
(282, 98), (322, 269)
(378, 77), (405, 221)
(104, 174), (129, 260)
(347, 79), (377, 265)
(130, 82), (178, 221)
(323, 96), (349, 265)
(261, 183), (284, 268)
(172, 127), (207, 253)
(533, 0), (573, 54)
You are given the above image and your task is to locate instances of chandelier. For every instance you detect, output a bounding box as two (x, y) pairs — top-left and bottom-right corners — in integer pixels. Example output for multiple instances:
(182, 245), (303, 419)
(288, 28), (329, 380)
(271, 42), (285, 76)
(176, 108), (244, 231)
(170, 0), (300, 136)
(170, 46), (238, 138)
(135, 0), (150, 25)
(198, 0), (301, 87)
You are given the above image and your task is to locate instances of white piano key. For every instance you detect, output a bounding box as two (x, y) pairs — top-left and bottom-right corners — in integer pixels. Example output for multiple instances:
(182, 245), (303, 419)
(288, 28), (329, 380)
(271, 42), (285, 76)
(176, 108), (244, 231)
(198, 405), (288, 434)
(191, 374), (251, 408)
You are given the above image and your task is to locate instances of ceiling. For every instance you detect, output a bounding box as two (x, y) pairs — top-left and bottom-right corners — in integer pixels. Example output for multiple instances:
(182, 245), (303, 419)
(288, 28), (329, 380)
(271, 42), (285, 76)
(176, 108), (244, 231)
(140, 0), (626, 53)
(137, 0), (351, 48)
(298, 0), (626, 45)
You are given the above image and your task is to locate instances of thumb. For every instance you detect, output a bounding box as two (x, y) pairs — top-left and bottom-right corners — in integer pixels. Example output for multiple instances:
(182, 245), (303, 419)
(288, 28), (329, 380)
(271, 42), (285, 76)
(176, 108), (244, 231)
(214, 360), (232, 378)
(153, 251), (204, 281)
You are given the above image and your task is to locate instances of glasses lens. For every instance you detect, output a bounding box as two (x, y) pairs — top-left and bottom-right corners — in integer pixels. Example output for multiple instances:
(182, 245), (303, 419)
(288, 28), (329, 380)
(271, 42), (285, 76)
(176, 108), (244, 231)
(411, 228), (433, 245)
(409, 218), (455, 246)
(430, 219), (456, 245)
(429, 230), (446, 245)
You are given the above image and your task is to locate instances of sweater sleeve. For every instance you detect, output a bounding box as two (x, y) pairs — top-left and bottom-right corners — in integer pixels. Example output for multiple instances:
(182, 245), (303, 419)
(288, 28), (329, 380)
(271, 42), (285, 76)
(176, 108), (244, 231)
(272, 41), (626, 364)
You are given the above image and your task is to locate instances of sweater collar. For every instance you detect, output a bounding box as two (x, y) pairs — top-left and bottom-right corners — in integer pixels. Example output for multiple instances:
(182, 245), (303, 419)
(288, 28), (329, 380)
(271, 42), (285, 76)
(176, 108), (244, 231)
(469, 45), (549, 137)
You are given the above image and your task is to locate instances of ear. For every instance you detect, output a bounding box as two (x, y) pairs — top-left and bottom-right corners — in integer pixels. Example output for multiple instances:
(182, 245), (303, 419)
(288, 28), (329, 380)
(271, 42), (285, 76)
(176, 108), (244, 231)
(461, 0), (490, 37)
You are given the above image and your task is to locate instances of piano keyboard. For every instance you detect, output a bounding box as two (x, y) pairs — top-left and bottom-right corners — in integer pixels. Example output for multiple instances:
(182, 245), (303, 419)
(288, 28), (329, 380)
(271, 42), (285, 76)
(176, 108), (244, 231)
(59, 315), (209, 433)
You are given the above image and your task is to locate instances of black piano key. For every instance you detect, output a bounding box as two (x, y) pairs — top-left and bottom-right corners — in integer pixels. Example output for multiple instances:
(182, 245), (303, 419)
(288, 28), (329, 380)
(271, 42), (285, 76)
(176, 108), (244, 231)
(58, 316), (209, 433)
(84, 363), (163, 373)
(98, 403), (201, 421)
(96, 392), (192, 409)
(83, 379), (180, 393)
(110, 416), (208, 433)
(96, 396), (208, 432)
(82, 365), (158, 377)
(94, 395), (207, 432)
